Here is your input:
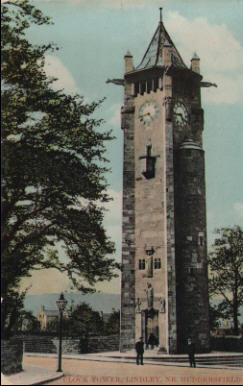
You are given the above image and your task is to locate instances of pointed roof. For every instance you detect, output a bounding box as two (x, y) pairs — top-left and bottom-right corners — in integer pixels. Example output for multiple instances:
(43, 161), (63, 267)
(136, 13), (187, 71)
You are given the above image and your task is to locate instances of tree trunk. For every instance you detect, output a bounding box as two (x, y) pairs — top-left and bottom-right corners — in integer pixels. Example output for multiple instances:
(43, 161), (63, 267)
(233, 276), (239, 335)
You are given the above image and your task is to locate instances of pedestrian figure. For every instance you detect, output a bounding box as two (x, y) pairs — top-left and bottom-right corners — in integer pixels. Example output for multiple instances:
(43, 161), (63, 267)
(147, 333), (156, 349)
(135, 337), (144, 365)
(187, 338), (196, 368)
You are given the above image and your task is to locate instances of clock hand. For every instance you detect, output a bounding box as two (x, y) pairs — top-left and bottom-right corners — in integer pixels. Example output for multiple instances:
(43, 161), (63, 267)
(140, 112), (151, 117)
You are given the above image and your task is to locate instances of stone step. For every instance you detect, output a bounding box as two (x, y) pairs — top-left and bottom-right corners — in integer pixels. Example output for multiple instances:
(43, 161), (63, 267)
(116, 354), (243, 367)
(119, 354), (243, 360)
(147, 357), (243, 363)
(144, 356), (243, 367)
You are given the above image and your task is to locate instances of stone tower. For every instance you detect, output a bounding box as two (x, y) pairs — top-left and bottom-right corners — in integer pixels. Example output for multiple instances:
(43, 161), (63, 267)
(120, 10), (210, 354)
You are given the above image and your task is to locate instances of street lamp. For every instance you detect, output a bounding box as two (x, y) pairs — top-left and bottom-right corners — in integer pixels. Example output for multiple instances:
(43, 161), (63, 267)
(56, 292), (67, 372)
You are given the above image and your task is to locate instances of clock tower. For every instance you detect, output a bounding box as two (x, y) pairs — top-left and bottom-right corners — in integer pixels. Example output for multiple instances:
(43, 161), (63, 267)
(120, 10), (210, 354)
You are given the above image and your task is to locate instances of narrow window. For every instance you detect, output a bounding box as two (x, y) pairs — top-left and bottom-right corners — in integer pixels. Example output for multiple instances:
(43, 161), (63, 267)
(198, 232), (204, 246)
(147, 79), (152, 93)
(141, 81), (146, 94)
(153, 77), (159, 91)
(140, 145), (156, 179)
(146, 156), (155, 178)
(139, 259), (145, 270)
(147, 256), (153, 277)
(154, 258), (161, 269)
(147, 145), (152, 157)
(134, 82), (139, 96)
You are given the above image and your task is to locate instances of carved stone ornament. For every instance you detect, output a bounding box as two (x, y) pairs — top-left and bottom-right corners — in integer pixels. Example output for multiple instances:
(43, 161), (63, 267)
(136, 298), (142, 313)
(163, 97), (173, 121)
(160, 297), (166, 313)
(145, 283), (154, 310)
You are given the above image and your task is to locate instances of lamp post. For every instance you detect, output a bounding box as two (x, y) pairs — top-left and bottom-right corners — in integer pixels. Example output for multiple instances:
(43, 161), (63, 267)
(56, 293), (67, 372)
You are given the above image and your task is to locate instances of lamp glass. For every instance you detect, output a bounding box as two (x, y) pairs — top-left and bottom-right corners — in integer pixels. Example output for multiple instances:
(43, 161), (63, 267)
(56, 293), (67, 312)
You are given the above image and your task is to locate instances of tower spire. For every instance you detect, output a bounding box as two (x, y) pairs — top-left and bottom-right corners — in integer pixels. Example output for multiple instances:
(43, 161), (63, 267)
(136, 7), (186, 70)
(159, 7), (163, 23)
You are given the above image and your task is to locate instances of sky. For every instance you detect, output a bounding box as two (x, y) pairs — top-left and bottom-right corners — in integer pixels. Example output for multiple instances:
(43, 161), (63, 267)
(17, 0), (243, 295)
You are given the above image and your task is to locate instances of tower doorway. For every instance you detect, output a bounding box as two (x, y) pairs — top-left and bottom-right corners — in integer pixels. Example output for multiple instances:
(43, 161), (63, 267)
(141, 309), (159, 348)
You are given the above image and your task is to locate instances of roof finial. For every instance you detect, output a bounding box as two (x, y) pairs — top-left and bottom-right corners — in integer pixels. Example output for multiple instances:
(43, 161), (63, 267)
(159, 7), (163, 23)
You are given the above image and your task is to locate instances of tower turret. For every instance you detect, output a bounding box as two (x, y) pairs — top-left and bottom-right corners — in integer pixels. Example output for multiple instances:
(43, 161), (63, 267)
(124, 51), (133, 73)
(191, 52), (200, 74)
(174, 139), (210, 352)
(124, 51), (134, 97)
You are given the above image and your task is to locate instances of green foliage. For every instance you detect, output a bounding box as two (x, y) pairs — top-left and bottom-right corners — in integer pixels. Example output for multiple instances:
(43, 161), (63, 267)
(20, 310), (41, 333)
(103, 309), (120, 335)
(209, 302), (221, 332)
(45, 319), (59, 334)
(39, 303), (120, 337)
(208, 226), (243, 335)
(44, 302), (104, 337)
(70, 302), (104, 336)
(1, 0), (118, 336)
(0, 286), (41, 337)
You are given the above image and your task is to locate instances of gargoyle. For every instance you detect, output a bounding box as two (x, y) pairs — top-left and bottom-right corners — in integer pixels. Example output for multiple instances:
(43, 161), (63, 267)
(106, 78), (124, 86)
(200, 81), (217, 88)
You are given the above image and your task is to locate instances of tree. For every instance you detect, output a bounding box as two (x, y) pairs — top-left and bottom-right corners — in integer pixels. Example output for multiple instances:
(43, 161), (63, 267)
(71, 303), (104, 336)
(208, 303), (221, 333)
(208, 226), (243, 335)
(1, 288), (28, 338)
(1, 0), (118, 335)
(20, 310), (41, 333)
(104, 309), (120, 335)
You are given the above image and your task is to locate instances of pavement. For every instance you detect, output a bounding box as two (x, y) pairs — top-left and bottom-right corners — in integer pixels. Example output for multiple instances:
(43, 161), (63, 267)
(1, 365), (63, 385)
(1, 350), (243, 385)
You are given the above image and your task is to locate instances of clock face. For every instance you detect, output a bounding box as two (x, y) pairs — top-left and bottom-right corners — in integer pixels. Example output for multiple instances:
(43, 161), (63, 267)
(138, 100), (159, 126)
(173, 101), (189, 126)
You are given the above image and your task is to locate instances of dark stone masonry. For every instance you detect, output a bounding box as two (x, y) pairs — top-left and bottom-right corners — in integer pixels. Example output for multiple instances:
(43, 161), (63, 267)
(1, 339), (23, 375)
(20, 334), (119, 355)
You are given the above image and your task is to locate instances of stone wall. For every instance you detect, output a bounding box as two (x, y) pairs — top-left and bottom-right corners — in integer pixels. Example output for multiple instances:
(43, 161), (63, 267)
(1, 339), (23, 375)
(211, 336), (243, 352)
(80, 335), (119, 353)
(23, 336), (57, 353)
(120, 93), (136, 352)
(174, 143), (210, 353)
(22, 335), (119, 354)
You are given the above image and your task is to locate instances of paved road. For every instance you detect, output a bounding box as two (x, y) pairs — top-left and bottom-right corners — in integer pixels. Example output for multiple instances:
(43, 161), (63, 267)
(23, 356), (243, 385)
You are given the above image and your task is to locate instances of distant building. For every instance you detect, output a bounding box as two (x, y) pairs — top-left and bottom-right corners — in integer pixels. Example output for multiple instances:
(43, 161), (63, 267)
(36, 305), (69, 330)
(214, 319), (235, 336)
(100, 311), (111, 323)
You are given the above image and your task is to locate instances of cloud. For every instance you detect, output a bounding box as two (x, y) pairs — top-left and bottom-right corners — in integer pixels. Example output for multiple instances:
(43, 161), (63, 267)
(34, 0), (165, 7)
(202, 73), (243, 104)
(166, 12), (243, 104)
(20, 189), (123, 295)
(102, 189), (122, 256)
(20, 268), (71, 295)
(234, 202), (243, 218)
(44, 55), (80, 94)
(108, 103), (121, 127)
(103, 189), (122, 225)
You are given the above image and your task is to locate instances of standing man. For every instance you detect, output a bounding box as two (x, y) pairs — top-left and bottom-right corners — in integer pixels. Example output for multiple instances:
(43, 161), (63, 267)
(187, 338), (196, 368)
(147, 333), (156, 350)
(135, 337), (144, 365)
